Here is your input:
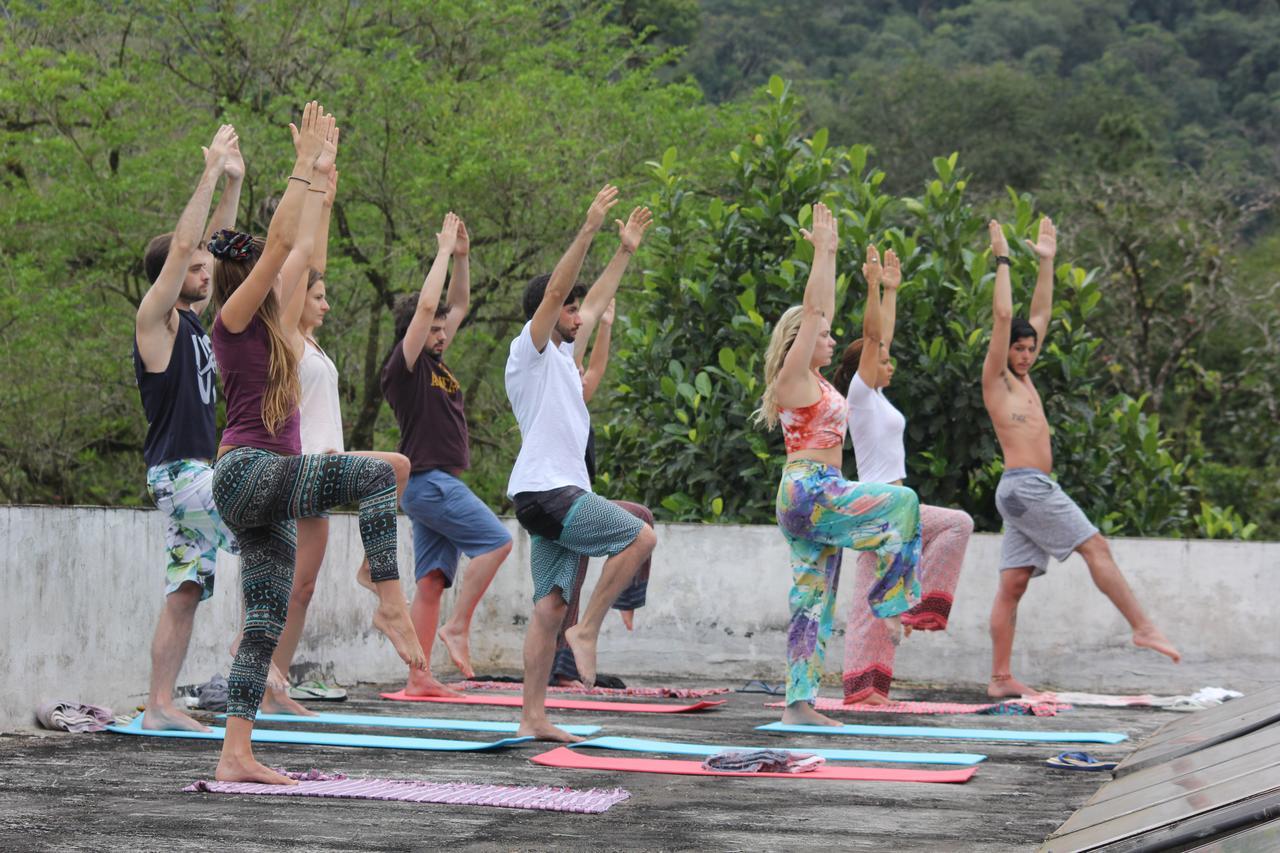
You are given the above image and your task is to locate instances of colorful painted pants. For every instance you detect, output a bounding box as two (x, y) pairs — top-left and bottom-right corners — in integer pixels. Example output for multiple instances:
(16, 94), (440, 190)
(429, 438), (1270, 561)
(843, 504), (973, 702)
(146, 459), (238, 601)
(552, 500), (653, 683)
(212, 447), (398, 719)
(775, 460), (921, 706)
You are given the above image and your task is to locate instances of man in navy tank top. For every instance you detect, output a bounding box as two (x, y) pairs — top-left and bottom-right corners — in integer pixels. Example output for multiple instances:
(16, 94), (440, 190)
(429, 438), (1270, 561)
(131, 126), (244, 732)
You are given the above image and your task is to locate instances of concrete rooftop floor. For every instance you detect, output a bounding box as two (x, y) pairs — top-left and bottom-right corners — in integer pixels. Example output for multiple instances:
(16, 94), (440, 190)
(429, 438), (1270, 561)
(0, 680), (1175, 852)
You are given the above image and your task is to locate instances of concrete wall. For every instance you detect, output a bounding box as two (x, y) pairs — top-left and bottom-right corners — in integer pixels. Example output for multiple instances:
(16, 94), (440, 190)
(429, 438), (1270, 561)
(2, 505), (1276, 730)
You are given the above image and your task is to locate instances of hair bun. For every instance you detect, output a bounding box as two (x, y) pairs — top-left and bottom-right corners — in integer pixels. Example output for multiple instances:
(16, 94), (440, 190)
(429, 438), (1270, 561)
(208, 229), (255, 261)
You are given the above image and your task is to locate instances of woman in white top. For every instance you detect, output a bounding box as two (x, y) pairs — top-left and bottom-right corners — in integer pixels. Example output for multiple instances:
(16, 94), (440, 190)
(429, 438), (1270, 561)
(263, 171), (410, 714)
(831, 247), (973, 706)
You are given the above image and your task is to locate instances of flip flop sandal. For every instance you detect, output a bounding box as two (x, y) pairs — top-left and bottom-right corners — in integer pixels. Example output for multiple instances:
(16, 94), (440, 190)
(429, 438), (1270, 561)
(1045, 751), (1117, 771)
(288, 680), (348, 701)
(737, 680), (785, 695)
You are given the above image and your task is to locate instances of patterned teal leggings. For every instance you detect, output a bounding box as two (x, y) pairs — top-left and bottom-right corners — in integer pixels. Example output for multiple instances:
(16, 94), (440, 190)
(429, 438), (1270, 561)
(775, 459), (922, 706)
(212, 447), (399, 719)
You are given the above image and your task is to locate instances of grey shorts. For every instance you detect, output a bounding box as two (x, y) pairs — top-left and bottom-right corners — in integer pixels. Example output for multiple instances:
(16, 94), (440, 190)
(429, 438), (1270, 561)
(995, 468), (1098, 577)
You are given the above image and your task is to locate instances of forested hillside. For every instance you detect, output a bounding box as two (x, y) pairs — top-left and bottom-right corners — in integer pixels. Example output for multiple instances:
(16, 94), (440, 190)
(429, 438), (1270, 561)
(2, 1), (1276, 537)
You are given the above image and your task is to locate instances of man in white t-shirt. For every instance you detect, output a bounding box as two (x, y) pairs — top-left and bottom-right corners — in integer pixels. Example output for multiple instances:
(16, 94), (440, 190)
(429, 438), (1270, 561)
(505, 184), (657, 742)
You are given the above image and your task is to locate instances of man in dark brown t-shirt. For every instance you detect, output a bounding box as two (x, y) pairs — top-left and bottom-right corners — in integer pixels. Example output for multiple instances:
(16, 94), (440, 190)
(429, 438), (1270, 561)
(380, 215), (512, 698)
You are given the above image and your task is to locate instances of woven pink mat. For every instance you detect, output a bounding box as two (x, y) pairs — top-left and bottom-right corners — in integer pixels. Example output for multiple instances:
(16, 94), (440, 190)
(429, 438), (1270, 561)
(184, 770), (629, 813)
(765, 698), (1072, 716)
(450, 680), (731, 699)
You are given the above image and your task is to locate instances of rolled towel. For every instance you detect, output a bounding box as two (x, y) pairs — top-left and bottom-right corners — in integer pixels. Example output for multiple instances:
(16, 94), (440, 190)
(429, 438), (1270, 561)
(35, 701), (114, 733)
(701, 749), (825, 774)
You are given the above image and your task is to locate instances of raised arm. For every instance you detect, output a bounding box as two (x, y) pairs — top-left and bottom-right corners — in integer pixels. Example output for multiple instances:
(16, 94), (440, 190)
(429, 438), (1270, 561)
(581, 298), (615, 403)
(529, 184), (618, 352)
(135, 125), (235, 351)
(578, 206), (652, 326)
(205, 137), (244, 240)
(776, 202), (839, 399)
(282, 166), (338, 344)
(401, 213), (460, 371)
(880, 248), (900, 354)
(983, 219), (1013, 389)
(856, 245), (884, 388)
(218, 103), (331, 334)
(1025, 216), (1056, 346)
(442, 218), (470, 344)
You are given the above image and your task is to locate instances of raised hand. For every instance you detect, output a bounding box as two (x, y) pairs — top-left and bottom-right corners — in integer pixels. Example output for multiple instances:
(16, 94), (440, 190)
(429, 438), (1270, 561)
(289, 101), (326, 165)
(800, 202), (838, 256)
(584, 184), (620, 232)
(616, 206), (653, 254)
(223, 136), (245, 181)
(883, 248), (902, 290)
(453, 219), (469, 257)
(601, 298), (616, 326)
(1026, 216), (1056, 260)
(436, 212), (461, 256)
(313, 119), (339, 177)
(989, 219), (1009, 257)
(202, 124), (238, 173)
(862, 245), (882, 286)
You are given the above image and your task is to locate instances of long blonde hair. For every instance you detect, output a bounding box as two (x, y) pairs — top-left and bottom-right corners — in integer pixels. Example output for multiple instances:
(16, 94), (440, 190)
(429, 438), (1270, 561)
(755, 305), (806, 430)
(211, 235), (301, 437)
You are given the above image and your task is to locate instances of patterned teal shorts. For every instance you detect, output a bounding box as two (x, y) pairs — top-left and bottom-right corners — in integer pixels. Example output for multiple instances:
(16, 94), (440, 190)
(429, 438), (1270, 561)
(146, 459), (238, 600)
(518, 489), (646, 604)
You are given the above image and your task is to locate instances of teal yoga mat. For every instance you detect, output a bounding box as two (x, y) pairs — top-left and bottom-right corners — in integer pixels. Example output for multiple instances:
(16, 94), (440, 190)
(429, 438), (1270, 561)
(756, 721), (1128, 744)
(571, 735), (986, 766)
(107, 713), (533, 751)
(241, 712), (601, 737)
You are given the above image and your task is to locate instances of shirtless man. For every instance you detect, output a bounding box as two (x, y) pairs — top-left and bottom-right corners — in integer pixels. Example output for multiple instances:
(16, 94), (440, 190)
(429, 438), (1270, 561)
(133, 126), (244, 730)
(982, 217), (1180, 698)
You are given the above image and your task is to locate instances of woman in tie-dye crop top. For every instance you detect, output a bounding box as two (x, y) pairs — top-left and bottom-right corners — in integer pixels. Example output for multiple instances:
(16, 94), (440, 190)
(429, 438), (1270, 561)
(755, 202), (923, 728)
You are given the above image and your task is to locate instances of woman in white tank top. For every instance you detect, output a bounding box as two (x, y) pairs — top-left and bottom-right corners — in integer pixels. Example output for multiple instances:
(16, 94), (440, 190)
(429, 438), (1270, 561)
(261, 178), (412, 715)
(831, 248), (974, 707)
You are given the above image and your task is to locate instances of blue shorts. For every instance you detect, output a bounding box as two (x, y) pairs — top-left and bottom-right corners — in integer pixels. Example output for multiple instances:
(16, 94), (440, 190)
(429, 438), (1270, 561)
(401, 469), (512, 585)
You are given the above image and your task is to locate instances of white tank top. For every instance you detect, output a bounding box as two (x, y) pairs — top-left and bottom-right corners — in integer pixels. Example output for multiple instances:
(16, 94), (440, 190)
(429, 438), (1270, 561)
(298, 339), (344, 454)
(846, 373), (907, 483)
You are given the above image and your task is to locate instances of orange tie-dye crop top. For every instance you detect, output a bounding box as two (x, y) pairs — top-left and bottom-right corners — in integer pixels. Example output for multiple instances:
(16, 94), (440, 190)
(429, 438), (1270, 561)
(780, 375), (847, 454)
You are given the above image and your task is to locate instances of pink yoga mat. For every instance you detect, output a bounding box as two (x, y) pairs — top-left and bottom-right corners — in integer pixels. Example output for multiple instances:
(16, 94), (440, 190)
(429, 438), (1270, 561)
(764, 698), (1070, 716)
(381, 690), (725, 714)
(450, 681), (732, 699)
(184, 770), (630, 813)
(530, 747), (977, 783)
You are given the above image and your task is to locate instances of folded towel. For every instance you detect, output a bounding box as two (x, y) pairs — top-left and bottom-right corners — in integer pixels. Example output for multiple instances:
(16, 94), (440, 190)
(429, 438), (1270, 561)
(701, 749), (825, 774)
(196, 674), (229, 711)
(35, 701), (114, 733)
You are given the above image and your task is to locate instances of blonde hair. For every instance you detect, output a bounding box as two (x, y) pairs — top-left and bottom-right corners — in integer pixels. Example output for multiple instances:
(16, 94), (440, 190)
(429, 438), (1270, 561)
(211, 236), (301, 437)
(755, 305), (806, 430)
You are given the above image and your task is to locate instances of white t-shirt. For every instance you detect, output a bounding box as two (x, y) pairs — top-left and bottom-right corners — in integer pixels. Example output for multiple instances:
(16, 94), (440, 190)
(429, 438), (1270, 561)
(846, 373), (907, 484)
(298, 339), (344, 454)
(505, 321), (591, 496)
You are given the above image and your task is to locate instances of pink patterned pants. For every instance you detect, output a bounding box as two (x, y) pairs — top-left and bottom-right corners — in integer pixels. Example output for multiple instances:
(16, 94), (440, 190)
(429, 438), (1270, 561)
(842, 503), (973, 702)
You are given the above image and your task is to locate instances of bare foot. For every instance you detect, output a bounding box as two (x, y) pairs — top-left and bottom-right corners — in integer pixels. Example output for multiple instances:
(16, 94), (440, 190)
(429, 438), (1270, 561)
(856, 693), (894, 707)
(987, 674), (1037, 699)
(1133, 625), (1181, 663)
(781, 702), (843, 727)
(552, 677), (585, 688)
(266, 663), (289, 694)
(259, 687), (318, 717)
(404, 672), (464, 698)
(517, 719), (583, 743)
(437, 624), (474, 679)
(373, 603), (428, 671)
(563, 625), (597, 688)
(142, 706), (211, 733)
(214, 754), (298, 786)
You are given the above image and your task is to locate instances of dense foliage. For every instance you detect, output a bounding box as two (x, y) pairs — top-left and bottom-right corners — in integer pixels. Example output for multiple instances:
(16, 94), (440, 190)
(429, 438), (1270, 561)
(2, 1), (1275, 539)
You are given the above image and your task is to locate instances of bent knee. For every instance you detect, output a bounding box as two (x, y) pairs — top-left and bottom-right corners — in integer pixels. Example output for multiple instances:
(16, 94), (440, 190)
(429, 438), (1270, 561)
(388, 453), (411, 480)
(1076, 532), (1110, 560)
(633, 523), (658, 553)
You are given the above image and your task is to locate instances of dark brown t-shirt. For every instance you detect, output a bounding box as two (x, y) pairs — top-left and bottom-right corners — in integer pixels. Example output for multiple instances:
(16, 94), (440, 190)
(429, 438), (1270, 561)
(381, 341), (469, 472)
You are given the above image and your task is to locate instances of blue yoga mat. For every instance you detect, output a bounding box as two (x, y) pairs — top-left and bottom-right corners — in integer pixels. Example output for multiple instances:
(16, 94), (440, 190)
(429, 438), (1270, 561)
(238, 712), (601, 737)
(106, 713), (532, 751)
(571, 735), (986, 766)
(756, 721), (1128, 744)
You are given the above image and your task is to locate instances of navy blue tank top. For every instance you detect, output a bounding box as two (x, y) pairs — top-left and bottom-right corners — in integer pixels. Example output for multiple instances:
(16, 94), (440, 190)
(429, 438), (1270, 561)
(133, 309), (218, 466)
